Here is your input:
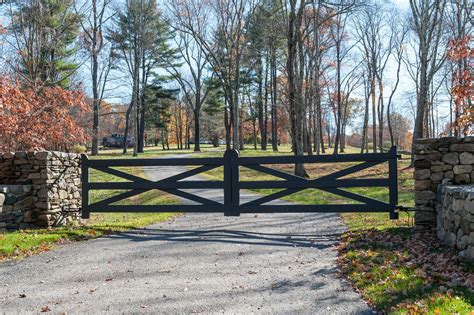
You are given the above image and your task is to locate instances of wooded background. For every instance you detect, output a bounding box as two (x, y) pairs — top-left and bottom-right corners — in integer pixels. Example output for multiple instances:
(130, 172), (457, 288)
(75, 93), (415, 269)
(0, 0), (472, 175)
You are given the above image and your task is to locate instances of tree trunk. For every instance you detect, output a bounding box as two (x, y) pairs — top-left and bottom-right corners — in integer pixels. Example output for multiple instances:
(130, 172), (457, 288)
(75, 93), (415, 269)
(122, 101), (133, 154)
(270, 47), (278, 152)
(91, 52), (100, 156)
(193, 109), (201, 151)
(224, 107), (231, 150)
(362, 82), (369, 153)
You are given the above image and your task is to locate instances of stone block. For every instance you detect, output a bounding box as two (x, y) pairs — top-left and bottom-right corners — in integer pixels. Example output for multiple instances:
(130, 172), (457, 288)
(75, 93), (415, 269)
(445, 171), (454, 180)
(23, 210), (34, 223)
(414, 180), (431, 191)
(450, 143), (474, 152)
(454, 164), (473, 174)
(460, 235), (470, 249)
(27, 173), (41, 179)
(465, 246), (474, 262)
(415, 169), (431, 180)
(430, 172), (444, 181)
(4, 194), (17, 205)
(415, 209), (436, 225)
(431, 164), (452, 172)
(442, 152), (459, 165)
(455, 174), (470, 184)
(466, 198), (474, 213)
(415, 190), (436, 200)
(14, 151), (27, 158)
(34, 151), (50, 160)
(415, 159), (431, 169)
(460, 152), (474, 165)
(59, 190), (68, 199)
(426, 152), (443, 161)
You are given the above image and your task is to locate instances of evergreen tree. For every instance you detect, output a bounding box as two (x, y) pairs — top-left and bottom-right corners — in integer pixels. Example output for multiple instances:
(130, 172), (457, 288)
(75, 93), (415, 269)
(108, 0), (176, 154)
(9, 0), (81, 88)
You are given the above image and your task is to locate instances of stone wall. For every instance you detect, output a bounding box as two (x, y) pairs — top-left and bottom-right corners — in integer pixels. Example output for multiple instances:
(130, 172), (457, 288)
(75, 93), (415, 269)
(414, 137), (474, 227)
(0, 185), (32, 232)
(437, 185), (474, 261)
(0, 151), (82, 231)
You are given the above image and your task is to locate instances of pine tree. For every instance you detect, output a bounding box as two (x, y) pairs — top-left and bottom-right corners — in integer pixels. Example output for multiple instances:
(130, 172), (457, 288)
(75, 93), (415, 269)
(9, 0), (81, 88)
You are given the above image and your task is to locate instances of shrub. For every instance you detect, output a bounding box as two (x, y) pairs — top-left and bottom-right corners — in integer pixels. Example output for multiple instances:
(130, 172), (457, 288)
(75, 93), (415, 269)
(71, 144), (87, 154)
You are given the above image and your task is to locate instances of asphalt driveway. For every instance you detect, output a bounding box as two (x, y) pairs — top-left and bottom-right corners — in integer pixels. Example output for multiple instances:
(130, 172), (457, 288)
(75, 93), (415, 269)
(0, 158), (370, 314)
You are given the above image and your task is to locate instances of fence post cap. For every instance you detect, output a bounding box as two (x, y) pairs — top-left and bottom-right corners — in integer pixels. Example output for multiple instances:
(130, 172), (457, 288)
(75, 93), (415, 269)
(224, 149), (239, 158)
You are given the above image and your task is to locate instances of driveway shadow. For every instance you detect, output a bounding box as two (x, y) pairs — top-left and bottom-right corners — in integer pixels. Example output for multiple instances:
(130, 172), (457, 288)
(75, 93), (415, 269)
(105, 228), (342, 250)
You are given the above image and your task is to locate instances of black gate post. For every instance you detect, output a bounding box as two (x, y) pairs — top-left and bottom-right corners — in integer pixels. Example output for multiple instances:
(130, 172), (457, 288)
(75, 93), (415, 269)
(81, 154), (90, 219)
(388, 146), (399, 220)
(224, 149), (240, 216)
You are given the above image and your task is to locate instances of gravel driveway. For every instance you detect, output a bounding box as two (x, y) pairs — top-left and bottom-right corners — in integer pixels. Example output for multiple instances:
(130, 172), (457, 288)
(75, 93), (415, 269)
(0, 156), (371, 314)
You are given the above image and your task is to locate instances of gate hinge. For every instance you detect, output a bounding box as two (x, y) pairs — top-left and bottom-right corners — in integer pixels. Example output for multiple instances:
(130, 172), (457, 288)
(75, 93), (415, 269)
(395, 205), (416, 212)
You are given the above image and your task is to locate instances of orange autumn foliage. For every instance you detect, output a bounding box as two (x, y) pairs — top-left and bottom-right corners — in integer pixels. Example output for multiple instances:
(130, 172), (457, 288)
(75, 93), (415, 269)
(447, 35), (473, 134)
(0, 77), (90, 152)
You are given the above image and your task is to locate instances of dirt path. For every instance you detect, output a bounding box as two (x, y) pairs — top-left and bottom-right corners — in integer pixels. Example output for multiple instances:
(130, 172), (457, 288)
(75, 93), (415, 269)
(0, 156), (371, 314)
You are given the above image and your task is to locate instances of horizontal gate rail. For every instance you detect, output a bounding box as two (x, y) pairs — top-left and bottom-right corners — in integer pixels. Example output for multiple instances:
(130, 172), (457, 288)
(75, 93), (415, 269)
(239, 179), (390, 189)
(238, 204), (393, 213)
(81, 146), (400, 219)
(238, 151), (393, 165)
(81, 155), (225, 219)
(89, 181), (224, 190)
(87, 157), (223, 167)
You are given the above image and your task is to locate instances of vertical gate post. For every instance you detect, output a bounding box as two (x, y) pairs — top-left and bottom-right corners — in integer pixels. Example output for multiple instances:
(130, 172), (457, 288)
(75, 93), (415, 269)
(224, 149), (240, 216)
(388, 146), (399, 220)
(81, 154), (90, 219)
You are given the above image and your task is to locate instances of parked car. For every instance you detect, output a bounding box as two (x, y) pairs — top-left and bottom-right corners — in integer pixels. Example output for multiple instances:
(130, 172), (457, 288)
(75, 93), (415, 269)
(102, 134), (135, 148)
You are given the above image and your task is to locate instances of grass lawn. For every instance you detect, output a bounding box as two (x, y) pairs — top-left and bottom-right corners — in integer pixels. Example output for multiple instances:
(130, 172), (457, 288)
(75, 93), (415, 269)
(193, 145), (474, 313)
(2, 143), (473, 313)
(0, 148), (181, 261)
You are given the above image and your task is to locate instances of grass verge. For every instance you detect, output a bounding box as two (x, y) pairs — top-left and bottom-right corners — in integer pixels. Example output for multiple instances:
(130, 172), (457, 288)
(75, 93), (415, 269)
(193, 146), (474, 313)
(0, 152), (178, 261)
(338, 228), (474, 314)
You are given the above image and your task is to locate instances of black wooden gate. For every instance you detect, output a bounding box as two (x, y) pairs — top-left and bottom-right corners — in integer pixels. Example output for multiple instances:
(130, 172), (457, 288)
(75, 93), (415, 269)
(81, 147), (400, 219)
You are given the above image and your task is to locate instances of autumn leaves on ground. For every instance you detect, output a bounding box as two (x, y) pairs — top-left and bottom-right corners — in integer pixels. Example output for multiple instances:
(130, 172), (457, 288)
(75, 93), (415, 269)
(1, 146), (474, 313)
(196, 147), (474, 313)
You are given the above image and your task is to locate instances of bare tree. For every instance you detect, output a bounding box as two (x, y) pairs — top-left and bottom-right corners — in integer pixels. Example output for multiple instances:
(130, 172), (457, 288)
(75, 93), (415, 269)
(166, 0), (256, 150)
(165, 30), (211, 152)
(408, 0), (447, 155)
(76, 0), (114, 156)
(109, 0), (172, 155)
(386, 19), (408, 147)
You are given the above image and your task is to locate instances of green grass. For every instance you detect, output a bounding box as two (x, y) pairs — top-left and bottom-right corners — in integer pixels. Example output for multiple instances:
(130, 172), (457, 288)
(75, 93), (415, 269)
(0, 212), (176, 259)
(340, 229), (474, 314)
(0, 148), (180, 260)
(194, 146), (415, 229)
(190, 146), (474, 314)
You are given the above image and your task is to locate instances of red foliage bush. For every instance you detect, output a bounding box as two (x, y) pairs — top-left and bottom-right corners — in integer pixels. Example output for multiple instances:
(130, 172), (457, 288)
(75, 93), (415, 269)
(0, 77), (90, 152)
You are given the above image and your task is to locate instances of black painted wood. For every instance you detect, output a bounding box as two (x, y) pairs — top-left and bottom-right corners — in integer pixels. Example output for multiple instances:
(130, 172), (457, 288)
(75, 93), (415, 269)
(81, 146), (400, 219)
(80, 154), (90, 219)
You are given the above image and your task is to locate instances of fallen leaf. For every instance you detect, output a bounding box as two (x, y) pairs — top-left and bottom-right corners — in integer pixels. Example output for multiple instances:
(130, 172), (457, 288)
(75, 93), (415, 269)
(40, 306), (51, 312)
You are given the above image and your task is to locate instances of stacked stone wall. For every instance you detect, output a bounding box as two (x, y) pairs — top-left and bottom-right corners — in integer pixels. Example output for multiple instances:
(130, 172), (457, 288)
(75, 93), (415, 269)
(0, 151), (82, 231)
(414, 137), (474, 227)
(437, 185), (474, 261)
